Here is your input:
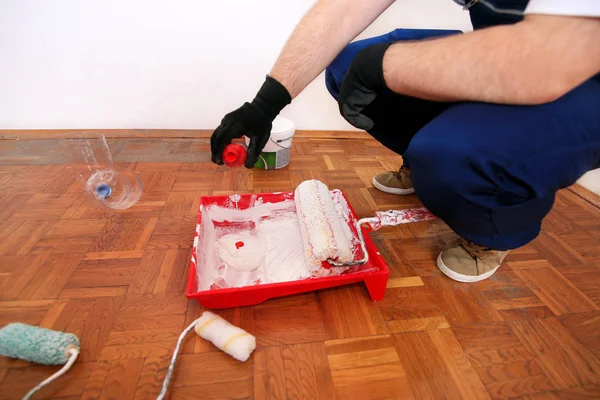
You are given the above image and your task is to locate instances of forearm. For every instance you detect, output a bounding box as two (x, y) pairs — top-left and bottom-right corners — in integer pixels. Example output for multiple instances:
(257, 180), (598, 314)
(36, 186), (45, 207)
(270, 0), (394, 98)
(382, 15), (600, 105)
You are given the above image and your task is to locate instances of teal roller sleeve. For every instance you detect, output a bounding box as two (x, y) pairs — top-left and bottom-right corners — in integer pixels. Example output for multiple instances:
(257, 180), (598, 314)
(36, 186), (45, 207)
(0, 323), (80, 365)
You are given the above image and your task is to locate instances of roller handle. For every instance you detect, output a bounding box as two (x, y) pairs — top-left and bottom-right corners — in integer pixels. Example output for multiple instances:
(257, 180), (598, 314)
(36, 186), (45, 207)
(358, 208), (436, 232)
(328, 208), (436, 267)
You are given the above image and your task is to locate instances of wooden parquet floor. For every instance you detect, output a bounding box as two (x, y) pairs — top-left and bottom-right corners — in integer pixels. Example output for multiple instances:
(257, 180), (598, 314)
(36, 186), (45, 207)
(1, 136), (600, 399)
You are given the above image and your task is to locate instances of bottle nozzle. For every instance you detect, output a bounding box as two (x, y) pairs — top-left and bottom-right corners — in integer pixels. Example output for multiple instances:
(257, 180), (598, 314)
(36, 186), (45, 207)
(222, 143), (247, 167)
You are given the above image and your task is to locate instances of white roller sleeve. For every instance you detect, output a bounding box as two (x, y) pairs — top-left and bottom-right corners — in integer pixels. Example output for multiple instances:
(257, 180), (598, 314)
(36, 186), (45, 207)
(294, 180), (354, 266)
(194, 311), (256, 362)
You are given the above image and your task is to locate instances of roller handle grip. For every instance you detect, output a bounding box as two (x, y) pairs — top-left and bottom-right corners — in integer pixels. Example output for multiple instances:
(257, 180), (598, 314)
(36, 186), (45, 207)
(358, 208), (436, 231)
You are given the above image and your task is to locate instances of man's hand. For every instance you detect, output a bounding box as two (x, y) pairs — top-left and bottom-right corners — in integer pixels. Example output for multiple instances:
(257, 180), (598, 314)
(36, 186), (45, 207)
(340, 15), (600, 114)
(210, 103), (271, 168)
(211, 0), (394, 166)
(210, 76), (291, 168)
(337, 43), (392, 130)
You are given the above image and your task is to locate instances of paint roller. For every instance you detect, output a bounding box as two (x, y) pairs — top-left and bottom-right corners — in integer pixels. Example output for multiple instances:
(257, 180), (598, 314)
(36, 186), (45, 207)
(0, 323), (80, 400)
(294, 179), (436, 267)
(157, 311), (255, 400)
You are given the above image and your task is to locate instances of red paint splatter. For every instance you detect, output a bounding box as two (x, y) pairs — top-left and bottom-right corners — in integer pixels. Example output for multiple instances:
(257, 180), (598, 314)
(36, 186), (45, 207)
(235, 241), (244, 249)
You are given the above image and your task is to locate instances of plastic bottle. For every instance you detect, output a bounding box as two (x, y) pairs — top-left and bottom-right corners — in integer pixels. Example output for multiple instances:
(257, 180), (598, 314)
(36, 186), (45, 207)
(62, 134), (142, 210)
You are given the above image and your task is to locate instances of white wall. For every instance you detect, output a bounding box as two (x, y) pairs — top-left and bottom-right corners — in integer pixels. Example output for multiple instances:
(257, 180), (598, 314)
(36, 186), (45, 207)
(0, 0), (472, 130)
(1, 1), (598, 195)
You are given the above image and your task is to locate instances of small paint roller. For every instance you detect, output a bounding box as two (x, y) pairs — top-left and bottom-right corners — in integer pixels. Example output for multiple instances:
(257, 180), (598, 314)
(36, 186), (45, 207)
(295, 179), (437, 267)
(157, 311), (255, 400)
(0, 323), (80, 400)
(194, 311), (256, 362)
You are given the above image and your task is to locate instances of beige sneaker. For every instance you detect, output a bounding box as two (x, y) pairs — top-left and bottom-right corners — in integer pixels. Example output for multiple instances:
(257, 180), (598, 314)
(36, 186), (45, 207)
(437, 239), (509, 283)
(372, 166), (414, 195)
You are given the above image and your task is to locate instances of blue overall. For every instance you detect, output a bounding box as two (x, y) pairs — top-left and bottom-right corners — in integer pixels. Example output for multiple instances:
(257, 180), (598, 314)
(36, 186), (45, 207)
(325, 1), (600, 250)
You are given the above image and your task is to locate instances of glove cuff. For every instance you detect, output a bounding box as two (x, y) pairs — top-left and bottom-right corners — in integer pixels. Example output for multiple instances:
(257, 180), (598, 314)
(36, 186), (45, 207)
(251, 76), (292, 121)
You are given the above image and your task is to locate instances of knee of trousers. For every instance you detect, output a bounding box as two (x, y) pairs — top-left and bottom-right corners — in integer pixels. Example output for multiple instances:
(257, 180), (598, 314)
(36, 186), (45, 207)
(404, 136), (554, 245)
(325, 46), (356, 102)
(326, 29), (462, 102)
(325, 62), (342, 101)
(325, 33), (399, 102)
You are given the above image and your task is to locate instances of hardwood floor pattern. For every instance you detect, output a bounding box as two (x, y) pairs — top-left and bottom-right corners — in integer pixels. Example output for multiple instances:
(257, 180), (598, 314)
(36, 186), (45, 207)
(1, 135), (600, 399)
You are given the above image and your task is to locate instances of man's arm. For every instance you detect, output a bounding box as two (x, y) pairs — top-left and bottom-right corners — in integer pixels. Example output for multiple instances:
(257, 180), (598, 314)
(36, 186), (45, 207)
(270, 0), (395, 98)
(382, 15), (600, 105)
(211, 0), (393, 166)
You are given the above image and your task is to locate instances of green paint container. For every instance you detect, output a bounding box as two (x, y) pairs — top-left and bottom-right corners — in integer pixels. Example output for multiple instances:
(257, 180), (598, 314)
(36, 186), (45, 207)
(245, 116), (295, 169)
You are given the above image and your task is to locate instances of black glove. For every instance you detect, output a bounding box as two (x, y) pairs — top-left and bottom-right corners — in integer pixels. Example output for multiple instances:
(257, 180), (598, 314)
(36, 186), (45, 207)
(338, 42), (393, 131)
(211, 76), (291, 168)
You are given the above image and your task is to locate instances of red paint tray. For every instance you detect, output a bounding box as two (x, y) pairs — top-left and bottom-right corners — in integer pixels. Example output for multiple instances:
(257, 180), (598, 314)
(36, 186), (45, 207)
(186, 190), (389, 309)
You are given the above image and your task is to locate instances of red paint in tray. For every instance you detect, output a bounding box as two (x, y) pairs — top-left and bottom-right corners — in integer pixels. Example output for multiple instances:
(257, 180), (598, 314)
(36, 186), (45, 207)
(186, 190), (389, 309)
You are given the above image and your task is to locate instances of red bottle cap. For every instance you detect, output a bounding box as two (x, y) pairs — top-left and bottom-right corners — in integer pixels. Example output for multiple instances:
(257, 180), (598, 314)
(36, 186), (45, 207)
(222, 143), (247, 167)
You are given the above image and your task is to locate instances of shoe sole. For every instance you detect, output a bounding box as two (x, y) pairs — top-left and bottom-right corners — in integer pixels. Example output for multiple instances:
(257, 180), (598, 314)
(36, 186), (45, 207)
(372, 177), (415, 195)
(436, 252), (499, 283)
